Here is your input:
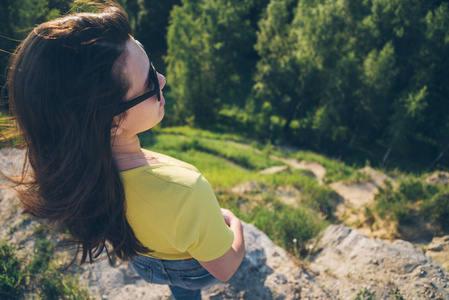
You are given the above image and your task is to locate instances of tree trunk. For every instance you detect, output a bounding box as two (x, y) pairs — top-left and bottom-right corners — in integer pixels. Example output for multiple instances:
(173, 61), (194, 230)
(430, 140), (449, 167)
(382, 128), (401, 166)
(348, 134), (356, 148)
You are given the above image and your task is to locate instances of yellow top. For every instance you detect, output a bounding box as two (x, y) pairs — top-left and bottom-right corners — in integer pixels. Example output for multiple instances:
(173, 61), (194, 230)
(120, 151), (234, 261)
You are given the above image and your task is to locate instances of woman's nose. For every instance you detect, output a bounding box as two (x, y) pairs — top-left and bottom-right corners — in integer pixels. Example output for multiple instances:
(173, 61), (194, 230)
(158, 72), (166, 90)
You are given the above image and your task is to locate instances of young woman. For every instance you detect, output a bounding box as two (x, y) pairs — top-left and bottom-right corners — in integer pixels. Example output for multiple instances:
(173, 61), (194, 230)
(7, 2), (244, 299)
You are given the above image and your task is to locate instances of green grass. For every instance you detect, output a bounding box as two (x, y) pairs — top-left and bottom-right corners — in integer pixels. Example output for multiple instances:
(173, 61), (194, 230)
(140, 131), (281, 170)
(0, 242), (26, 299)
(1, 223), (90, 299)
(155, 126), (246, 143)
(155, 126), (300, 158)
(0, 111), (22, 148)
(218, 192), (327, 257)
(167, 149), (254, 188)
(142, 127), (371, 184)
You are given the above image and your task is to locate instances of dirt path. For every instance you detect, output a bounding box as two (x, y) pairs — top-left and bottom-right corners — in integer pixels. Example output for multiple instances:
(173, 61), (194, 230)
(280, 158), (326, 184)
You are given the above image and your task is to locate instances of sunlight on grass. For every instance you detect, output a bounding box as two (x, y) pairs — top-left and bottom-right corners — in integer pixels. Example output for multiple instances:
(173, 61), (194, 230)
(0, 111), (22, 148)
(165, 149), (253, 188)
(156, 126), (246, 142)
(140, 132), (281, 171)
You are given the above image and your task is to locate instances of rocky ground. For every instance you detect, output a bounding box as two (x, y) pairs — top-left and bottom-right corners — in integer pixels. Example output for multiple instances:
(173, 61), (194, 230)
(1, 148), (449, 299)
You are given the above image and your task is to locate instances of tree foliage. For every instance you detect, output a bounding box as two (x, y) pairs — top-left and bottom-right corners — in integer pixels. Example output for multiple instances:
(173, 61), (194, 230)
(2, 0), (449, 168)
(0, 0), (72, 107)
(251, 0), (449, 167)
(166, 0), (266, 126)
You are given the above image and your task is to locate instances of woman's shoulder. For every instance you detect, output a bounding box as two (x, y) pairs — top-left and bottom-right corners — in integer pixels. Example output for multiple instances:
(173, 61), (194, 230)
(121, 151), (205, 191)
(142, 149), (199, 173)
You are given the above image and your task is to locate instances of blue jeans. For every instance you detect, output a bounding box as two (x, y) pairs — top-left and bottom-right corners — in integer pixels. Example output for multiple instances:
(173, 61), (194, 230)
(131, 255), (219, 300)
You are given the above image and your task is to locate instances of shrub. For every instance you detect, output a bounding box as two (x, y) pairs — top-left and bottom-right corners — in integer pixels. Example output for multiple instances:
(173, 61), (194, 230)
(246, 199), (326, 256)
(422, 192), (449, 232)
(353, 288), (375, 300)
(398, 178), (438, 202)
(375, 178), (441, 225)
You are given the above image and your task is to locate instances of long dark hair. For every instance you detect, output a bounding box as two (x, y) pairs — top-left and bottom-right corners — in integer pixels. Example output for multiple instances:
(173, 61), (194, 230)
(7, 2), (150, 263)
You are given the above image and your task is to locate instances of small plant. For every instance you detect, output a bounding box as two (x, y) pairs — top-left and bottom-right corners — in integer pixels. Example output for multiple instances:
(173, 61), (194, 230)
(1, 223), (91, 299)
(390, 287), (404, 300)
(0, 241), (26, 300)
(28, 225), (91, 299)
(364, 207), (375, 229)
(353, 288), (375, 300)
(39, 266), (90, 300)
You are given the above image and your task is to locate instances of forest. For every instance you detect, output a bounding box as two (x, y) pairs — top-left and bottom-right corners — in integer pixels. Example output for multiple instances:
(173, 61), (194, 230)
(1, 0), (448, 171)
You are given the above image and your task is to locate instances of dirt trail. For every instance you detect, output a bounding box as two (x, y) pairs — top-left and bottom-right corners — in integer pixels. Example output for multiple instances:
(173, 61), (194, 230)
(280, 158), (326, 184)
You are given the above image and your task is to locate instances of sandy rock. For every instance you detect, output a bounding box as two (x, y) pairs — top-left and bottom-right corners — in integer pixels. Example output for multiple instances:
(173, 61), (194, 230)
(426, 235), (449, 271)
(77, 222), (328, 300)
(280, 159), (326, 184)
(358, 166), (395, 187)
(259, 165), (290, 175)
(330, 181), (378, 209)
(0, 148), (26, 185)
(231, 181), (268, 195)
(76, 224), (449, 300)
(232, 181), (300, 207)
(426, 171), (449, 187)
(310, 225), (449, 299)
(275, 186), (300, 208)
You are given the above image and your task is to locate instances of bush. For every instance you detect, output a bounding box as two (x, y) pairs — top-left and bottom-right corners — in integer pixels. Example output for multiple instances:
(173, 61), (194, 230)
(375, 178), (441, 225)
(422, 192), (449, 232)
(246, 199), (326, 256)
(398, 178), (438, 202)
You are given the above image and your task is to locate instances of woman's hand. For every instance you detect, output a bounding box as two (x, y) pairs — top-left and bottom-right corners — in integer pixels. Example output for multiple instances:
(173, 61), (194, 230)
(221, 208), (236, 227)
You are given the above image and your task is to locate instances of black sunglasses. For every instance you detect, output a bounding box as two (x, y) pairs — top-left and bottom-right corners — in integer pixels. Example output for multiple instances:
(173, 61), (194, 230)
(115, 45), (160, 116)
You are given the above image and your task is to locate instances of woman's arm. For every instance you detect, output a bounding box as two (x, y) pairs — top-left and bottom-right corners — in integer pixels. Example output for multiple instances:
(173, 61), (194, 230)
(198, 208), (245, 282)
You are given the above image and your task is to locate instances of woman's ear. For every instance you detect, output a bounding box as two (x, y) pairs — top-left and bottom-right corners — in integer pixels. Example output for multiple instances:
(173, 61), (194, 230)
(111, 125), (123, 136)
(111, 118), (123, 136)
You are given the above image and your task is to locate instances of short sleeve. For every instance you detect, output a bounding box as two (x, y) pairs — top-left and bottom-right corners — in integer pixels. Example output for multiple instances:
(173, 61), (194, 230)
(175, 175), (234, 262)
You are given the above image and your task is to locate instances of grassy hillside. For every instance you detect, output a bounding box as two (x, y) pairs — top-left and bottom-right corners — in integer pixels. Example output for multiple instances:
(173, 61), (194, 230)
(140, 126), (374, 255)
(2, 124), (448, 298)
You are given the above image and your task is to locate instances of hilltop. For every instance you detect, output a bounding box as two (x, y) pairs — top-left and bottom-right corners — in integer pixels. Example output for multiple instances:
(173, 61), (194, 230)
(1, 128), (449, 299)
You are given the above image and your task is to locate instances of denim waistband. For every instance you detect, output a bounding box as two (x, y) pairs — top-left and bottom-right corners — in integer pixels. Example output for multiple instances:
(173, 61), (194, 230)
(133, 255), (203, 273)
